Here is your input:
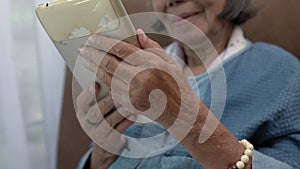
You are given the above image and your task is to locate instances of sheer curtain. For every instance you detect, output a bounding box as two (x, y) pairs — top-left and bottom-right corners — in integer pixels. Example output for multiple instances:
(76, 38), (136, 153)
(0, 0), (65, 168)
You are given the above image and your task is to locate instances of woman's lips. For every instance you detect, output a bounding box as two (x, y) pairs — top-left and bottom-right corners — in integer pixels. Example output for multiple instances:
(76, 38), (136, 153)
(173, 12), (201, 25)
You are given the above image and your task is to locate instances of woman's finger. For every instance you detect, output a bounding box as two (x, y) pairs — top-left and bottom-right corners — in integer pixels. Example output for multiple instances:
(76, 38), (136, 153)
(136, 29), (173, 63)
(87, 34), (140, 64)
(114, 114), (136, 133)
(100, 113), (136, 151)
(79, 46), (104, 66)
(79, 46), (126, 75)
(76, 83), (100, 116)
(136, 28), (161, 49)
(104, 107), (135, 129)
(84, 95), (115, 126)
(85, 59), (134, 89)
(85, 61), (113, 88)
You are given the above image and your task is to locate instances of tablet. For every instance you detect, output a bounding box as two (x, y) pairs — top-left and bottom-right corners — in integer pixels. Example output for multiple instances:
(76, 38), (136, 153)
(36, 0), (139, 99)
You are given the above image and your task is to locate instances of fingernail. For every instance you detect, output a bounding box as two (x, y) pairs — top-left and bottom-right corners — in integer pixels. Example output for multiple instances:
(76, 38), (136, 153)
(136, 28), (145, 35)
(137, 28), (146, 40)
(128, 114), (136, 122)
(78, 48), (84, 56)
(88, 35), (97, 44)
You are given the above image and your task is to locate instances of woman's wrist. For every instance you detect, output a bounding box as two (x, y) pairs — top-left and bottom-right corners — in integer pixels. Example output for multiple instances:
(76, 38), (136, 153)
(90, 146), (118, 169)
(178, 101), (250, 169)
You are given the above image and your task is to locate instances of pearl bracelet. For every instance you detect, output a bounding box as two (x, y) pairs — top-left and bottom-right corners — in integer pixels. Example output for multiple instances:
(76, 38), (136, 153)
(228, 139), (254, 169)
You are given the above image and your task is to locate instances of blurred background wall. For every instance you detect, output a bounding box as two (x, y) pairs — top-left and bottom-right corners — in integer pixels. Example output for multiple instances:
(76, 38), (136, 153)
(0, 0), (65, 169)
(0, 0), (299, 169)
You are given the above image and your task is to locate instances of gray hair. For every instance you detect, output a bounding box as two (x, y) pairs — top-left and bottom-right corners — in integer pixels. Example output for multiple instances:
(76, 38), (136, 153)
(152, 0), (257, 31)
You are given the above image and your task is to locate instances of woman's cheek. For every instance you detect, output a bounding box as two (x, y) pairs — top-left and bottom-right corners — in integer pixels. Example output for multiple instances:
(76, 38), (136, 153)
(198, 0), (220, 7)
(151, 0), (167, 12)
(198, 0), (227, 14)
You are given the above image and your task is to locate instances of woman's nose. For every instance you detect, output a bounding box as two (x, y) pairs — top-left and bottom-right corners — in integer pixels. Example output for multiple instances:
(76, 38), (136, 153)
(167, 0), (186, 7)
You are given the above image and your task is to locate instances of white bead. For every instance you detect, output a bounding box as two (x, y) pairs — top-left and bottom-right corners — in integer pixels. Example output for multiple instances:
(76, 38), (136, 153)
(241, 155), (250, 163)
(246, 143), (254, 150)
(244, 149), (253, 157)
(236, 161), (245, 169)
(240, 139), (248, 147)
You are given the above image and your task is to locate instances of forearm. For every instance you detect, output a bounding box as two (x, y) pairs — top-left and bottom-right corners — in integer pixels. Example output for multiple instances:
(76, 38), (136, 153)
(90, 144), (118, 169)
(164, 100), (251, 169)
(76, 147), (114, 169)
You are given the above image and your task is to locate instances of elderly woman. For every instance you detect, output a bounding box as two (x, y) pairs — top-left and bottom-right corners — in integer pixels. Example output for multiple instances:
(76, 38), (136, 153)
(76, 0), (300, 169)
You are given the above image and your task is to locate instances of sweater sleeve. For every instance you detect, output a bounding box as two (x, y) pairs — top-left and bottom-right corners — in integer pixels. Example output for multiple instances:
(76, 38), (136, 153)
(252, 150), (294, 169)
(252, 71), (300, 169)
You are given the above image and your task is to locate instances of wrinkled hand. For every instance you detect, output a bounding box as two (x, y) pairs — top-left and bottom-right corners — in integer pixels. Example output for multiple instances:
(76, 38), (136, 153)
(76, 84), (136, 169)
(79, 29), (199, 130)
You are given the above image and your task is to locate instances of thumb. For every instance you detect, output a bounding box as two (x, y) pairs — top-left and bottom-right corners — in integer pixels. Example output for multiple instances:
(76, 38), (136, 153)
(137, 28), (161, 49)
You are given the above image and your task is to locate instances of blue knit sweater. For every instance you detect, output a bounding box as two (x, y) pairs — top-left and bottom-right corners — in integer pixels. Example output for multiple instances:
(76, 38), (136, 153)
(78, 42), (300, 169)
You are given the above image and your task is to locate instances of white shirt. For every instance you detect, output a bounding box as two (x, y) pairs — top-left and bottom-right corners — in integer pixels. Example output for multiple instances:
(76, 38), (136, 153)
(165, 26), (247, 71)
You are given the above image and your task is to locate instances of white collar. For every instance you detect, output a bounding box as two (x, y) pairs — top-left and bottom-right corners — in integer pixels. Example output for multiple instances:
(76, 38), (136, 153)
(165, 26), (247, 71)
